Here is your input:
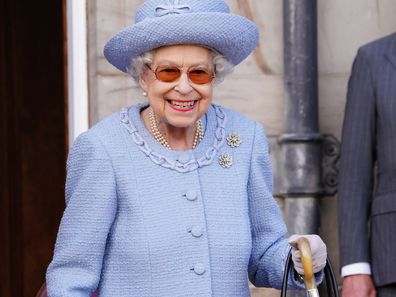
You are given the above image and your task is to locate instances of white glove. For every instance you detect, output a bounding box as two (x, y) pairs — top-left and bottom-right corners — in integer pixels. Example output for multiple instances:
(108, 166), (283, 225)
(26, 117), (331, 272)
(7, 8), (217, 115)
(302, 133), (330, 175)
(288, 234), (327, 275)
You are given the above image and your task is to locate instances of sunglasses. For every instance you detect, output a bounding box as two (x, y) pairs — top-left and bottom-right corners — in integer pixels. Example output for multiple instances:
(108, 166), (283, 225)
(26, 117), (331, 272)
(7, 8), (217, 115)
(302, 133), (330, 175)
(147, 65), (215, 85)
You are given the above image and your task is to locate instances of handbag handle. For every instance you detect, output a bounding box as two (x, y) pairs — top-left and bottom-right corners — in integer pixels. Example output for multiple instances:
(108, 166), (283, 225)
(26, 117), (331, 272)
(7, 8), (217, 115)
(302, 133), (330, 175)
(280, 247), (339, 297)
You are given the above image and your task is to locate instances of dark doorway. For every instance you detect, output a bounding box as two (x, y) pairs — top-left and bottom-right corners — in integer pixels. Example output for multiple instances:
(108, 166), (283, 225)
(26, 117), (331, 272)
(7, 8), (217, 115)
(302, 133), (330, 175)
(0, 0), (68, 296)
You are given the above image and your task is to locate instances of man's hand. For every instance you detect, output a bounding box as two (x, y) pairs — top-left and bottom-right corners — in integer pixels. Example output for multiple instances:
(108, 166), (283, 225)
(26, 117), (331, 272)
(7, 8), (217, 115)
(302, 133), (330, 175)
(342, 274), (376, 297)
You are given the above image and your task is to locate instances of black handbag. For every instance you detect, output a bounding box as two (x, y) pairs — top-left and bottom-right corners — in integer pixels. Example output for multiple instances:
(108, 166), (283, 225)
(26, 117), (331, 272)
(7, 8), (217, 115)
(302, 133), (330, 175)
(280, 250), (339, 297)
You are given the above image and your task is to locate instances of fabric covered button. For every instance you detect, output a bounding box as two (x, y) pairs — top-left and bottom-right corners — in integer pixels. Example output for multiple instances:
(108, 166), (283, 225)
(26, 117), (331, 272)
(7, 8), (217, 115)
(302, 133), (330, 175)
(193, 263), (206, 275)
(177, 154), (190, 164)
(190, 226), (203, 238)
(184, 190), (197, 201)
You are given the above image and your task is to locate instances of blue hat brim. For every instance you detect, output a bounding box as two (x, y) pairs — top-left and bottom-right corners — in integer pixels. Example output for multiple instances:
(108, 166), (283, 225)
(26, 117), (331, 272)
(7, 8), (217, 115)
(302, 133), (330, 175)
(104, 12), (259, 72)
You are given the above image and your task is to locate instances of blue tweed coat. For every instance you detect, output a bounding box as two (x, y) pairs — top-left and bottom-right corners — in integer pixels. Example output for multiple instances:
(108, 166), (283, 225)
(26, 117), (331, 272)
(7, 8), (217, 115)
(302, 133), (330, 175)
(46, 103), (302, 296)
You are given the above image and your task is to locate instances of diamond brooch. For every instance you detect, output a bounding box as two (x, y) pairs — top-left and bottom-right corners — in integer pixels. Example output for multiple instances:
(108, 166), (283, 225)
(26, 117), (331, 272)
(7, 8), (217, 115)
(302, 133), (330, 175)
(218, 133), (240, 168)
(218, 153), (233, 168)
(227, 133), (241, 148)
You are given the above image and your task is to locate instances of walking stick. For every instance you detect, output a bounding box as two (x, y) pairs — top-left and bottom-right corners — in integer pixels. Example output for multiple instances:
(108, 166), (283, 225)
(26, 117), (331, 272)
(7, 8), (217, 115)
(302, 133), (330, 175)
(280, 237), (339, 297)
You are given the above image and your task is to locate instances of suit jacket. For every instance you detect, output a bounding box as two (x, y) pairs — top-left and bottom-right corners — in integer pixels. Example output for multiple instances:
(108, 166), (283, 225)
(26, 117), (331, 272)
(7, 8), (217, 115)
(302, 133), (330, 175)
(46, 103), (306, 297)
(338, 32), (396, 286)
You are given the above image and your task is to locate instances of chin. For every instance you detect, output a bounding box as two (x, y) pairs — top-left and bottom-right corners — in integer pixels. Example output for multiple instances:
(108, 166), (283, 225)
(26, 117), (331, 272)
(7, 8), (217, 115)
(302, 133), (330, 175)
(167, 119), (196, 129)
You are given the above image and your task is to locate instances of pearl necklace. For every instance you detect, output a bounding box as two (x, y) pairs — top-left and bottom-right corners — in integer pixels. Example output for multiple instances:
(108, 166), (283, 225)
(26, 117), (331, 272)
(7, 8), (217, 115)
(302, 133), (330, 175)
(148, 106), (203, 150)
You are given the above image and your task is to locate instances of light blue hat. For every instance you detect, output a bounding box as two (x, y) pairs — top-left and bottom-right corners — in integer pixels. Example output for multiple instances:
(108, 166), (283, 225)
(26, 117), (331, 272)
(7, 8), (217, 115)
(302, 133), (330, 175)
(104, 0), (259, 73)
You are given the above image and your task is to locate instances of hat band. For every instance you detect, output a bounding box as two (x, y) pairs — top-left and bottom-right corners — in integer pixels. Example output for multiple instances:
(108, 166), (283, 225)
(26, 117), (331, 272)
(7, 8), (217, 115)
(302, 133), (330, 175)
(155, 0), (191, 17)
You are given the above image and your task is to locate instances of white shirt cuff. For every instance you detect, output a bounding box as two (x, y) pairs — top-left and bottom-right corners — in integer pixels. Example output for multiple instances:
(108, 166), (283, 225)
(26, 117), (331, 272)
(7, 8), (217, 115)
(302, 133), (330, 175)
(341, 262), (371, 277)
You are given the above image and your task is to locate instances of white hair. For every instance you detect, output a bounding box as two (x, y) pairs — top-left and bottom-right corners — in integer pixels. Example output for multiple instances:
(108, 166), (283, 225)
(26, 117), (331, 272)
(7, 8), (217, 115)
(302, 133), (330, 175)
(127, 48), (234, 84)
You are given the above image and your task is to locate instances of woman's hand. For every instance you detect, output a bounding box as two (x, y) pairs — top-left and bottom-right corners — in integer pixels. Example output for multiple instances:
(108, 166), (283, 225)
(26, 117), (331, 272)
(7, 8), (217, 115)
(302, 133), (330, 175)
(288, 234), (327, 275)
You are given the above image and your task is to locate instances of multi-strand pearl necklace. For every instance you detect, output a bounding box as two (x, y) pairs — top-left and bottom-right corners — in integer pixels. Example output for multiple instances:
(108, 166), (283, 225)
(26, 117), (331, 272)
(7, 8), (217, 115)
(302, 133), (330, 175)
(148, 106), (203, 150)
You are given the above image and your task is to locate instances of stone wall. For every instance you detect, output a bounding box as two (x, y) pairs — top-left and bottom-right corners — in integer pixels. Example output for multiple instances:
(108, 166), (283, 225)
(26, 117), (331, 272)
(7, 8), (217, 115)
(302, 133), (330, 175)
(86, 0), (396, 295)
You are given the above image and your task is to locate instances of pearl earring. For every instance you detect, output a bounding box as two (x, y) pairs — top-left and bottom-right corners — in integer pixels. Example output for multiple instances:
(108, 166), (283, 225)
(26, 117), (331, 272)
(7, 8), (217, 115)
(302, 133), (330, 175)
(142, 91), (147, 97)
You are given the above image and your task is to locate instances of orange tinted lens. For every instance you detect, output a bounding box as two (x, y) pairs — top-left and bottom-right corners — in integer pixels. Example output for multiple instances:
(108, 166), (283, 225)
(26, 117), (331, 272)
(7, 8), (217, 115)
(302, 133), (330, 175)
(188, 69), (214, 84)
(155, 66), (181, 82)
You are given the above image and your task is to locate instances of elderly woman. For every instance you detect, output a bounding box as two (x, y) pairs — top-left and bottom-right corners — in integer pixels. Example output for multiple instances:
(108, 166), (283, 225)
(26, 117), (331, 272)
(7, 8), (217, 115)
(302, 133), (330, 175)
(46, 0), (327, 296)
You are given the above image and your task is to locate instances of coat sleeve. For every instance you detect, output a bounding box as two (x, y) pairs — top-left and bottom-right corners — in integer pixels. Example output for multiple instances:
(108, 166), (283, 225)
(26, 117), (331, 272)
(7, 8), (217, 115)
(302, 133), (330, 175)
(46, 131), (117, 297)
(247, 122), (306, 289)
(337, 48), (376, 267)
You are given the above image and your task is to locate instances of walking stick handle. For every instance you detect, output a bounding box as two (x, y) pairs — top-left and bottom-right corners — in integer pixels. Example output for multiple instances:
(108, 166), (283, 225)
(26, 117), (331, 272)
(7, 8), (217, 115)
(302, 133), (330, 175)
(296, 237), (320, 297)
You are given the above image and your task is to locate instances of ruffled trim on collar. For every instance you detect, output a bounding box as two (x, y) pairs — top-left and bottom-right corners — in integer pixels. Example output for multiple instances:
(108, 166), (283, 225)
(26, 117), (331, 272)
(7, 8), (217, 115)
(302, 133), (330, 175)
(119, 104), (227, 173)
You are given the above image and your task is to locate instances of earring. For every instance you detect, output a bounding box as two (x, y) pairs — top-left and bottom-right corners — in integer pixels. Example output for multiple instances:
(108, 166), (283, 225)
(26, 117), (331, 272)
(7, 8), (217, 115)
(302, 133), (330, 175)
(142, 91), (147, 97)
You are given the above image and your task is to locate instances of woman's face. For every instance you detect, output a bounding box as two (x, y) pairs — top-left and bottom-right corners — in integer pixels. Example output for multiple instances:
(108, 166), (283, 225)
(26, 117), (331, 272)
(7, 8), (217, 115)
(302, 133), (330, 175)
(139, 45), (214, 129)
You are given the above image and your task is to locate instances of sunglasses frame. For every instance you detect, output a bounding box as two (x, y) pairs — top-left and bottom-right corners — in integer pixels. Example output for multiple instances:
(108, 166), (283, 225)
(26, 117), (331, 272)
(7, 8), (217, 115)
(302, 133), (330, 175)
(146, 64), (215, 85)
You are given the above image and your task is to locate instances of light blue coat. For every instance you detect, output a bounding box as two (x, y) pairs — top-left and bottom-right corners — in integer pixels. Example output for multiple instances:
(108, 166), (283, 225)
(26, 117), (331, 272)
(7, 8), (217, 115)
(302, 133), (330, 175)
(47, 103), (304, 296)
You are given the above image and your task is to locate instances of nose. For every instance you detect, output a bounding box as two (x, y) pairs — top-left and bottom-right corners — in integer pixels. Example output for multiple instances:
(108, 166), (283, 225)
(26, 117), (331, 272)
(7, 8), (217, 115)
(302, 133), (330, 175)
(174, 72), (193, 94)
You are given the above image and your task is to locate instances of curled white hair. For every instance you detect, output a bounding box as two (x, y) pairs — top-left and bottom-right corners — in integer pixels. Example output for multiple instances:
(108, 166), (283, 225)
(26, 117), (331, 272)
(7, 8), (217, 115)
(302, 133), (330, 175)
(127, 49), (234, 84)
(127, 51), (154, 82)
(211, 50), (234, 83)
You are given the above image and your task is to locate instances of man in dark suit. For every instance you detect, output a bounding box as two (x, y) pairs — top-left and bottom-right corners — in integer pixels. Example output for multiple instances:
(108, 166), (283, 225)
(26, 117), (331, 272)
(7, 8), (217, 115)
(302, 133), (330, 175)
(338, 32), (396, 297)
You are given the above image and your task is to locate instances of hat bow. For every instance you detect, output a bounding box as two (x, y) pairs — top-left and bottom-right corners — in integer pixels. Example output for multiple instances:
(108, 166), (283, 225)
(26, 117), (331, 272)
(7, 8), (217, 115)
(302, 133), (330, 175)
(155, 0), (191, 17)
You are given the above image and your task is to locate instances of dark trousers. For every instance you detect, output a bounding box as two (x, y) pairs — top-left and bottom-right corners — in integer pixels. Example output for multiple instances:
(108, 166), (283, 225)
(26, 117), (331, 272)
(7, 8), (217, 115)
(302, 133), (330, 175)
(378, 284), (396, 297)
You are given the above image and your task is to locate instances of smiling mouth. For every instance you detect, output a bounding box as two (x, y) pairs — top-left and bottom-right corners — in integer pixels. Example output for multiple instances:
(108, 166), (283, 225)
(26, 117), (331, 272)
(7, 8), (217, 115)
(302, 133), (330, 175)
(166, 99), (197, 110)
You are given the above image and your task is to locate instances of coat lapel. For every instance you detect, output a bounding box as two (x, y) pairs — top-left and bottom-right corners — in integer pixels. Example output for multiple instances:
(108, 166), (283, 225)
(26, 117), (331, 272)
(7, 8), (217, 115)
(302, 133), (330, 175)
(385, 33), (396, 70)
(386, 53), (396, 70)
